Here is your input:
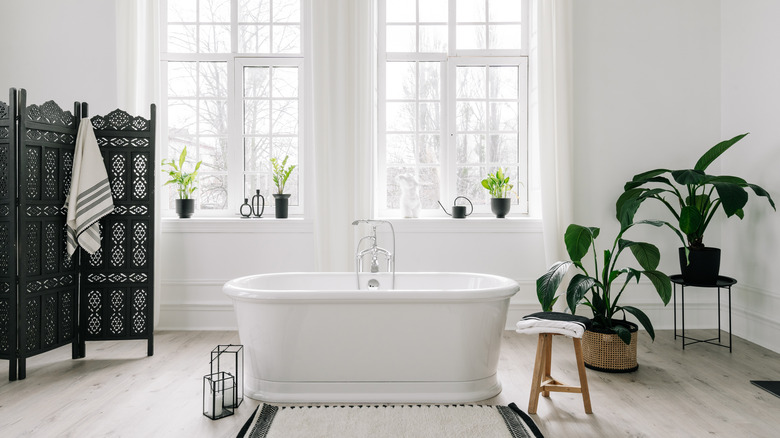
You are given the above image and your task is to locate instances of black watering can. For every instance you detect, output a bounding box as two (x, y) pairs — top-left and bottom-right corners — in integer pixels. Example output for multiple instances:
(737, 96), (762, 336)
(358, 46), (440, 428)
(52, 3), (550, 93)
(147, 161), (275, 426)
(437, 196), (473, 219)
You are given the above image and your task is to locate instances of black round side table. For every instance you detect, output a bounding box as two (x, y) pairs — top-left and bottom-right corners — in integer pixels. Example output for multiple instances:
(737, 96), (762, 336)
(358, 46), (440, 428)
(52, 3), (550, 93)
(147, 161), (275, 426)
(671, 274), (736, 353)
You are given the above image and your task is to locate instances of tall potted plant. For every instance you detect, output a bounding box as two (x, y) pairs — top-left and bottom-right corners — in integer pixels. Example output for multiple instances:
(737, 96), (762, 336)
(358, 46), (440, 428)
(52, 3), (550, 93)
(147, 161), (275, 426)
(162, 147), (202, 218)
(536, 221), (672, 372)
(271, 155), (296, 219)
(481, 167), (513, 218)
(616, 133), (775, 284)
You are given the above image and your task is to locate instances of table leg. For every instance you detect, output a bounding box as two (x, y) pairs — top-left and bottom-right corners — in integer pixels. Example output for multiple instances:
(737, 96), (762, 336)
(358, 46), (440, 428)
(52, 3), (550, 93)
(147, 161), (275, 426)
(728, 286), (732, 353)
(717, 286), (722, 343)
(673, 283), (677, 340)
(681, 284), (685, 350)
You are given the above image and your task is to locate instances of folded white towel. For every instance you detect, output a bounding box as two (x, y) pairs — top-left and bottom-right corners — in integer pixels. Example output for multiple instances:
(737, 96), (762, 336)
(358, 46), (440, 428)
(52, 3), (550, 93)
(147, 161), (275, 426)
(516, 318), (586, 339)
(65, 118), (114, 256)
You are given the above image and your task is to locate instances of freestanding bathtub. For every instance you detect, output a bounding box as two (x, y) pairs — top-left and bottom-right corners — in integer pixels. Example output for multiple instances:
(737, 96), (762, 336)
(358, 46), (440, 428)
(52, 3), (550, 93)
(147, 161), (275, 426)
(223, 272), (519, 403)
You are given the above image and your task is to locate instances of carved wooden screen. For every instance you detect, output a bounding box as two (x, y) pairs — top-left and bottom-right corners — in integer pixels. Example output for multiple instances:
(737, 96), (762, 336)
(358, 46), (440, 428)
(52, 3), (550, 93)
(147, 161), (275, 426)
(0, 92), (17, 379)
(16, 90), (81, 379)
(80, 105), (155, 356)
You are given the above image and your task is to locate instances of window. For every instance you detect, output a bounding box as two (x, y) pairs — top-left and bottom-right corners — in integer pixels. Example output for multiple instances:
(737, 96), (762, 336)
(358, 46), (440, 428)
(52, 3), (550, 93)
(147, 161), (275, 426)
(378, 0), (529, 217)
(161, 0), (306, 215)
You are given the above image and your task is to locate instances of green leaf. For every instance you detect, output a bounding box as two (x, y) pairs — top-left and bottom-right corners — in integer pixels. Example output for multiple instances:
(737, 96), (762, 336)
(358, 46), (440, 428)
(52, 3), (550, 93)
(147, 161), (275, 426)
(536, 261), (572, 312)
(612, 323), (633, 345)
(628, 242), (661, 271)
(567, 274), (597, 314)
(564, 224), (597, 262)
(712, 182), (749, 217)
(642, 270), (672, 305)
(746, 183), (776, 210)
(630, 169), (671, 184)
(621, 306), (655, 341)
(615, 189), (643, 228)
(694, 133), (748, 171)
(671, 169), (707, 185)
(679, 205), (703, 235)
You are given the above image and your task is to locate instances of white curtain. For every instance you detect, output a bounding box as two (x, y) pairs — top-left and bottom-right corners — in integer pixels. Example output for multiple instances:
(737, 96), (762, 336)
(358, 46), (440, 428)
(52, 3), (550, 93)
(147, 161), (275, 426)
(115, 0), (162, 325)
(537, 0), (574, 266)
(310, 0), (374, 271)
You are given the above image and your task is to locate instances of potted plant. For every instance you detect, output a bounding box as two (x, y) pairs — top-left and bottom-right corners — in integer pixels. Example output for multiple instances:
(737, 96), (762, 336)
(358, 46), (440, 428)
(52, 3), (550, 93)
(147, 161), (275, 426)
(162, 146), (202, 218)
(536, 221), (672, 372)
(481, 167), (513, 218)
(271, 155), (296, 219)
(616, 133), (775, 284)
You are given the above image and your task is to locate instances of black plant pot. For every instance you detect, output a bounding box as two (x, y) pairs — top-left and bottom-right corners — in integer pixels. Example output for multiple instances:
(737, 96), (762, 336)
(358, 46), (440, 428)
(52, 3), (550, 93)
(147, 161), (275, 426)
(175, 199), (195, 218)
(273, 193), (290, 219)
(490, 198), (511, 218)
(679, 247), (721, 285)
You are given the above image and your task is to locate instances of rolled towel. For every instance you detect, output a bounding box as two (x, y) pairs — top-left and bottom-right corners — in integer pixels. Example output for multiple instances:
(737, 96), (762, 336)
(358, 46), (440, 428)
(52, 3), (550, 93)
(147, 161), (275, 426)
(516, 311), (592, 339)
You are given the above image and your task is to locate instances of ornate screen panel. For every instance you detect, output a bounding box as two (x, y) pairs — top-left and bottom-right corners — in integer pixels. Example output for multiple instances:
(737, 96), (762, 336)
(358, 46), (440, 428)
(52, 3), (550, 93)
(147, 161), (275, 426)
(0, 92), (17, 379)
(16, 91), (80, 379)
(80, 106), (155, 356)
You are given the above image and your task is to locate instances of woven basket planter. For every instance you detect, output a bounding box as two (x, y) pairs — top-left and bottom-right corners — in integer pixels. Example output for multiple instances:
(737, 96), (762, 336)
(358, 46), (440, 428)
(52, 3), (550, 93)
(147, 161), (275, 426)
(582, 320), (639, 373)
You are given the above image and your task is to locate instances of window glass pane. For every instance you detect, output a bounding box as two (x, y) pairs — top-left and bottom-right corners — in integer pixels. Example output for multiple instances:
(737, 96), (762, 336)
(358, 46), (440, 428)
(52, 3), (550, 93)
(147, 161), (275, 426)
(239, 0), (270, 22)
(456, 0), (486, 22)
(418, 102), (439, 132)
(244, 66), (270, 98)
(456, 25), (487, 50)
(167, 24), (197, 53)
(200, 62), (227, 98)
(419, 25), (447, 52)
(418, 62), (440, 100)
(199, 0), (230, 22)
(244, 137), (270, 171)
(489, 66), (518, 99)
(456, 101), (486, 132)
(198, 174), (228, 209)
(386, 102), (416, 132)
(489, 25), (522, 50)
(419, 0), (448, 22)
(456, 133), (486, 164)
(386, 62), (416, 100)
(272, 25), (301, 53)
(386, 0), (416, 23)
(489, 102), (518, 132)
(244, 100), (270, 134)
(199, 100), (228, 135)
(418, 134), (440, 164)
(417, 167), (441, 209)
(456, 166), (488, 204)
(168, 0), (196, 22)
(168, 62), (197, 97)
(488, 134), (518, 163)
(386, 166), (414, 208)
(198, 136), (228, 171)
(273, 0), (300, 22)
(244, 174), (271, 203)
(488, 0), (522, 22)
(240, 25), (271, 53)
(456, 66), (486, 99)
(199, 24), (231, 53)
(272, 67), (299, 98)
(167, 100), (197, 137)
(271, 137), (298, 164)
(386, 134), (416, 165)
(386, 25), (416, 52)
(271, 100), (298, 134)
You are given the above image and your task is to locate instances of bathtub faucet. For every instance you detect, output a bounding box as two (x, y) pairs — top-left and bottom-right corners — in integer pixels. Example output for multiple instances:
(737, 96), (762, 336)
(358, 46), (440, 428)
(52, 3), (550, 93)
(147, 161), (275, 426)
(352, 220), (395, 290)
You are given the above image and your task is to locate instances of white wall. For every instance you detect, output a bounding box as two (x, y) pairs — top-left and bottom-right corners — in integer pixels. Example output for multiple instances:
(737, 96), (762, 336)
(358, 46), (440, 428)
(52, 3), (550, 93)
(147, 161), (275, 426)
(721, 0), (780, 353)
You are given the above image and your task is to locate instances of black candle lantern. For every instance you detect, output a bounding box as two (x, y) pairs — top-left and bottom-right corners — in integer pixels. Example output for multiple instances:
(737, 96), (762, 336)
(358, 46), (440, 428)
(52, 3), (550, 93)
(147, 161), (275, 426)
(210, 344), (244, 408)
(251, 190), (265, 217)
(203, 371), (235, 420)
(240, 198), (252, 218)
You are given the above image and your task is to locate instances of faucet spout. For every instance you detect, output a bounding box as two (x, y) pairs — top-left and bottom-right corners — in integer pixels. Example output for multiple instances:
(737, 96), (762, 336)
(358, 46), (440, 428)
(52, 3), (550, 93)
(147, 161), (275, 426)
(353, 219), (396, 290)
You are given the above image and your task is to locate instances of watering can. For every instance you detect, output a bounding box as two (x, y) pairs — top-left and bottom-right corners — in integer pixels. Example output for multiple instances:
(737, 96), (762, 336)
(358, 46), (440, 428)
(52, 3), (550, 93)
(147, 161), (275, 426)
(437, 196), (473, 219)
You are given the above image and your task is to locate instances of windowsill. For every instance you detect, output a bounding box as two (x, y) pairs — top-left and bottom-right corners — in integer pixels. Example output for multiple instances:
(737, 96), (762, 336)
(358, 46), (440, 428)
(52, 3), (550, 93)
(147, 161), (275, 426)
(161, 216), (313, 233)
(373, 216), (543, 233)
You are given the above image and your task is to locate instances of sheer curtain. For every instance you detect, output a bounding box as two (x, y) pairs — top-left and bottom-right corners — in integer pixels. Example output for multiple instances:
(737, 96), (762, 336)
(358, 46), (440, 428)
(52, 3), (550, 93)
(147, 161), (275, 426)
(537, 0), (574, 267)
(115, 0), (162, 325)
(310, 0), (374, 271)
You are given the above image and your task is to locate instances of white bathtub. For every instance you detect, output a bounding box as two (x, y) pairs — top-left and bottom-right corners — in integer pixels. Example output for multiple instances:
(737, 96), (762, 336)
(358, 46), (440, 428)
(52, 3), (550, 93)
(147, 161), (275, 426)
(223, 272), (519, 403)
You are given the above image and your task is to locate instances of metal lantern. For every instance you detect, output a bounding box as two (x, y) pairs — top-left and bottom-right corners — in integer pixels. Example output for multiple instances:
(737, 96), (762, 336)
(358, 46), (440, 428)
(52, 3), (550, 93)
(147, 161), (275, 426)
(210, 344), (244, 408)
(203, 372), (235, 420)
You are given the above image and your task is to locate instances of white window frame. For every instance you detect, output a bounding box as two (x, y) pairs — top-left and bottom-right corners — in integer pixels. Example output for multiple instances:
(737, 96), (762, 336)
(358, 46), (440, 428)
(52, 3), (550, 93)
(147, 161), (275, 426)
(159, 0), (310, 217)
(377, 0), (529, 218)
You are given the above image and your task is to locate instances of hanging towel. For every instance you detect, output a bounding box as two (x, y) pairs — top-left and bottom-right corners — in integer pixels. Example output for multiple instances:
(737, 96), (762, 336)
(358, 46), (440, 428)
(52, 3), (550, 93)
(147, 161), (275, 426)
(65, 118), (114, 256)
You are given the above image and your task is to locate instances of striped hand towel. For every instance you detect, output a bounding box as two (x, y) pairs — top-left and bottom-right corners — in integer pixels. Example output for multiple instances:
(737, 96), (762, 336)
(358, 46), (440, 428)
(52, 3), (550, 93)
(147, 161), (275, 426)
(65, 118), (114, 256)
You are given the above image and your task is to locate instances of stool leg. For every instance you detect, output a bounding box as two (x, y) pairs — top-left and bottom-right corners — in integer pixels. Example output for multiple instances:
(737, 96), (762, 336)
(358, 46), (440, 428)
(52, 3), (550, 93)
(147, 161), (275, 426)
(542, 333), (553, 397)
(573, 337), (592, 414)
(528, 334), (547, 414)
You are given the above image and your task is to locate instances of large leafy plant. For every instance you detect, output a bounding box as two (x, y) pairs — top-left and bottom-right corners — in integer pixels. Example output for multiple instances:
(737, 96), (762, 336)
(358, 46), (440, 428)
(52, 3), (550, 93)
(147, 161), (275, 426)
(271, 155), (296, 195)
(616, 133), (775, 249)
(537, 222), (672, 345)
(481, 167), (513, 198)
(161, 147), (202, 199)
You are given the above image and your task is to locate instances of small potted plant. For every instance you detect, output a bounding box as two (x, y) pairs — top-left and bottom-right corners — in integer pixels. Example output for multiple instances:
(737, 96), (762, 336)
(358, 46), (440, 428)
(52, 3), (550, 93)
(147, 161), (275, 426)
(617, 133), (775, 284)
(536, 220), (672, 372)
(162, 146), (202, 218)
(271, 155), (296, 219)
(481, 167), (513, 218)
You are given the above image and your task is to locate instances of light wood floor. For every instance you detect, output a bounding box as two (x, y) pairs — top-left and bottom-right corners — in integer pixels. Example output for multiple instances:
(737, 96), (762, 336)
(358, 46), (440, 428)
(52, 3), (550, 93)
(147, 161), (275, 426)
(1, 329), (779, 437)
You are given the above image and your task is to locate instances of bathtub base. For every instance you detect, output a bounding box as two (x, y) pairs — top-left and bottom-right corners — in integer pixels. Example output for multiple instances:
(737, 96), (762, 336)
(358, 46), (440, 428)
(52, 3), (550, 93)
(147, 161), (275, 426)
(246, 374), (503, 403)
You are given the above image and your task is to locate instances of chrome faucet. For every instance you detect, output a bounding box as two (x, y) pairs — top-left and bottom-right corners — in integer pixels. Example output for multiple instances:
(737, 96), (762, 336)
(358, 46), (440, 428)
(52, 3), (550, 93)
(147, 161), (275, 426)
(352, 220), (395, 290)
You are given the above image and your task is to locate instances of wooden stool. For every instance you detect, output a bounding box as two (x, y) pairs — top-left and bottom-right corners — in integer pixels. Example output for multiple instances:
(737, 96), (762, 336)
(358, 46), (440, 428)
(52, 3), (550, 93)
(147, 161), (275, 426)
(528, 333), (592, 414)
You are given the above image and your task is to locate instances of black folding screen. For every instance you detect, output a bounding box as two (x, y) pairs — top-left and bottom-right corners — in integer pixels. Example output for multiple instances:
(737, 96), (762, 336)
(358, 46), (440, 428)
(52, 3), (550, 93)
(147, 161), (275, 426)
(1, 89), (155, 381)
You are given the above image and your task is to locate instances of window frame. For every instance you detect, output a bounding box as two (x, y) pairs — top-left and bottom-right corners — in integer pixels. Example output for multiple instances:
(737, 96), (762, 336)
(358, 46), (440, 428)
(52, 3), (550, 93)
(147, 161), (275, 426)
(376, 0), (530, 218)
(159, 0), (310, 217)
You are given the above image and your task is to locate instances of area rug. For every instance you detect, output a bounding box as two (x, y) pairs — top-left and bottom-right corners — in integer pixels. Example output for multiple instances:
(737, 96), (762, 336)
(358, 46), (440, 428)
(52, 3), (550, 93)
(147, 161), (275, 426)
(237, 403), (543, 438)
(751, 380), (780, 399)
